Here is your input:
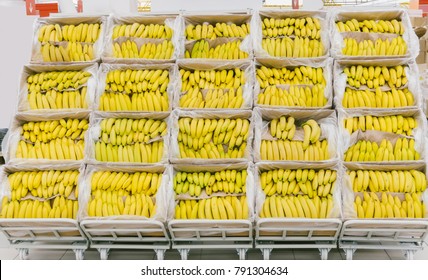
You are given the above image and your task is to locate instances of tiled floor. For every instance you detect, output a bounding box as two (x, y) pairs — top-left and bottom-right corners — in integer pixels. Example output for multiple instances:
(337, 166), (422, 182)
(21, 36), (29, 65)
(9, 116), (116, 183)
(1, 232), (427, 260)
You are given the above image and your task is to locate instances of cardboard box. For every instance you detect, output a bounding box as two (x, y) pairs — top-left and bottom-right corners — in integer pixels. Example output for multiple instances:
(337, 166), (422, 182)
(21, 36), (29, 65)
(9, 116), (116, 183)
(417, 39), (427, 64)
(410, 16), (427, 27)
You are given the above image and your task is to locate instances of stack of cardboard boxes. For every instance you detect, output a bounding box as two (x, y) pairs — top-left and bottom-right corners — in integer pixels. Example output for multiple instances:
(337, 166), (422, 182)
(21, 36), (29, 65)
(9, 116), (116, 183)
(411, 17), (428, 64)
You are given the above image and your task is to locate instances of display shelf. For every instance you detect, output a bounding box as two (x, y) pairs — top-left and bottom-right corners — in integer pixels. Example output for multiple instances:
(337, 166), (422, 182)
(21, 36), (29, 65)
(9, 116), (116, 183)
(80, 220), (170, 260)
(338, 219), (428, 260)
(0, 218), (88, 260)
(168, 219), (253, 260)
(255, 218), (342, 260)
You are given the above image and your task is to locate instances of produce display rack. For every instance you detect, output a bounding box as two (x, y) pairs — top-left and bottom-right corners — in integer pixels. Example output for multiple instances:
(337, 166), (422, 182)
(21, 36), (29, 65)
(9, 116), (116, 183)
(255, 218), (342, 260)
(338, 219), (428, 260)
(0, 218), (88, 260)
(80, 220), (170, 260)
(168, 220), (253, 260)
(0, 8), (428, 261)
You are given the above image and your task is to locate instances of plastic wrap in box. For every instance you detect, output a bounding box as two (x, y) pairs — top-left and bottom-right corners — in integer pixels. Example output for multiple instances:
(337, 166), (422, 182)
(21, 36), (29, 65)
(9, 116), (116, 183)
(2, 111), (89, 168)
(254, 162), (342, 220)
(253, 107), (338, 163)
(340, 126), (426, 166)
(330, 9), (419, 60)
(167, 162), (255, 222)
(18, 63), (98, 113)
(333, 58), (421, 110)
(86, 111), (171, 166)
(94, 63), (179, 112)
(102, 14), (181, 64)
(181, 13), (253, 61)
(254, 57), (333, 110)
(341, 163), (428, 219)
(252, 10), (329, 59)
(169, 109), (254, 164)
(78, 164), (170, 222)
(31, 16), (107, 64)
(0, 163), (84, 231)
(175, 60), (254, 110)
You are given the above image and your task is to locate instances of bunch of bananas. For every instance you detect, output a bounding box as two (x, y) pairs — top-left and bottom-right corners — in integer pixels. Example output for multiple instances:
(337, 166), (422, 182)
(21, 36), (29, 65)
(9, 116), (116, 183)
(38, 23), (101, 62)
(91, 171), (162, 196)
(256, 66), (325, 89)
(1, 195), (78, 219)
(113, 40), (174, 59)
(342, 37), (407, 56)
(261, 16), (323, 58)
(27, 70), (90, 110)
(344, 138), (420, 162)
(257, 85), (326, 107)
(180, 88), (244, 109)
(184, 40), (248, 59)
(260, 169), (337, 197)
(87, 171), (162, 217)
(95, 118), (167, 163)
(348, 169), (426, 193)
(179, 68), (245, 109)
(16, 119), (88, 160)
(8, 170), (79, 200)
(343, 88), (414, 108)
(344, 115), (416, 136)
(39, 23), (101, 43)
(88, 191), (155, 217)
(260, 194), (334, 219)
(174, 170), (247, 196)
(178, 117), (250, 159)
(354, 192), (425, 218)
(261, 118), (330, 161)
(262, 17), (321, 39)
(344, 65), (407, 89)
(262, 37), (324, 58)
(186, 22), (250, 40)
(181, 68), (245, 92)
(113, 23), (172, 39)
(175, 196), (248, 219)
(269, 116), (296, 140)
(336, 19), (404, 34)
(100, 69), (169, 112)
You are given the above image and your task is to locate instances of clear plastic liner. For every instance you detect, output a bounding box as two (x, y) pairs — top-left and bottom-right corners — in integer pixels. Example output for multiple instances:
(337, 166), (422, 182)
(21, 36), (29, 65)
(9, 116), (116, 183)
(341, 163), (428, 219)
(333, 58), (422, 110)
(338, 107), (427, 165)
(31, 16), (107, 64)
(0, 163), (84, 217)
(254, 162), (342, 220)
(18, 63), (98, 113)
(254, 57), (333, 109)
(86, 111), (171, 166)
(169, 109), (254, 164)
(180, 13), (253, 60)
(94, 63), (179, 112)
(167, 162), (255, 221)
(253, 107), (338, 163)
(2, 111), (90, 167)
(252, 10), (329, 59)
(102, 14), (181, 63)
(175, 60), (254, 110)
(329, 9), (419, 60)
(78, 164), (170, 222)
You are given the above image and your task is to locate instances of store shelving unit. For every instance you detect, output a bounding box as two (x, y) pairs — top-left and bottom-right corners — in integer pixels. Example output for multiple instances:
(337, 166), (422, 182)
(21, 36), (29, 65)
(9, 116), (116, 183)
(168, 220), (253, 260)
(0, 218), (88, 260)
(80, 220), (170, 260)
(338, 219), (428, 260)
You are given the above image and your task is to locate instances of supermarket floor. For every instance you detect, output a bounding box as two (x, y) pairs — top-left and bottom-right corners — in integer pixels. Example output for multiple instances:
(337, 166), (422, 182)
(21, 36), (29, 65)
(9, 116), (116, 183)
(0, 233), (427, 260)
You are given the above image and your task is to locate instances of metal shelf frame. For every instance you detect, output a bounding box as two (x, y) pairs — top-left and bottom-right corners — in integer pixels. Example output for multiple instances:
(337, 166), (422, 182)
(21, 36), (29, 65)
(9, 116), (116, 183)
(80, 219), (170, 260)
(0, 218), (88, 260)
(338, 219), (428, 260)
